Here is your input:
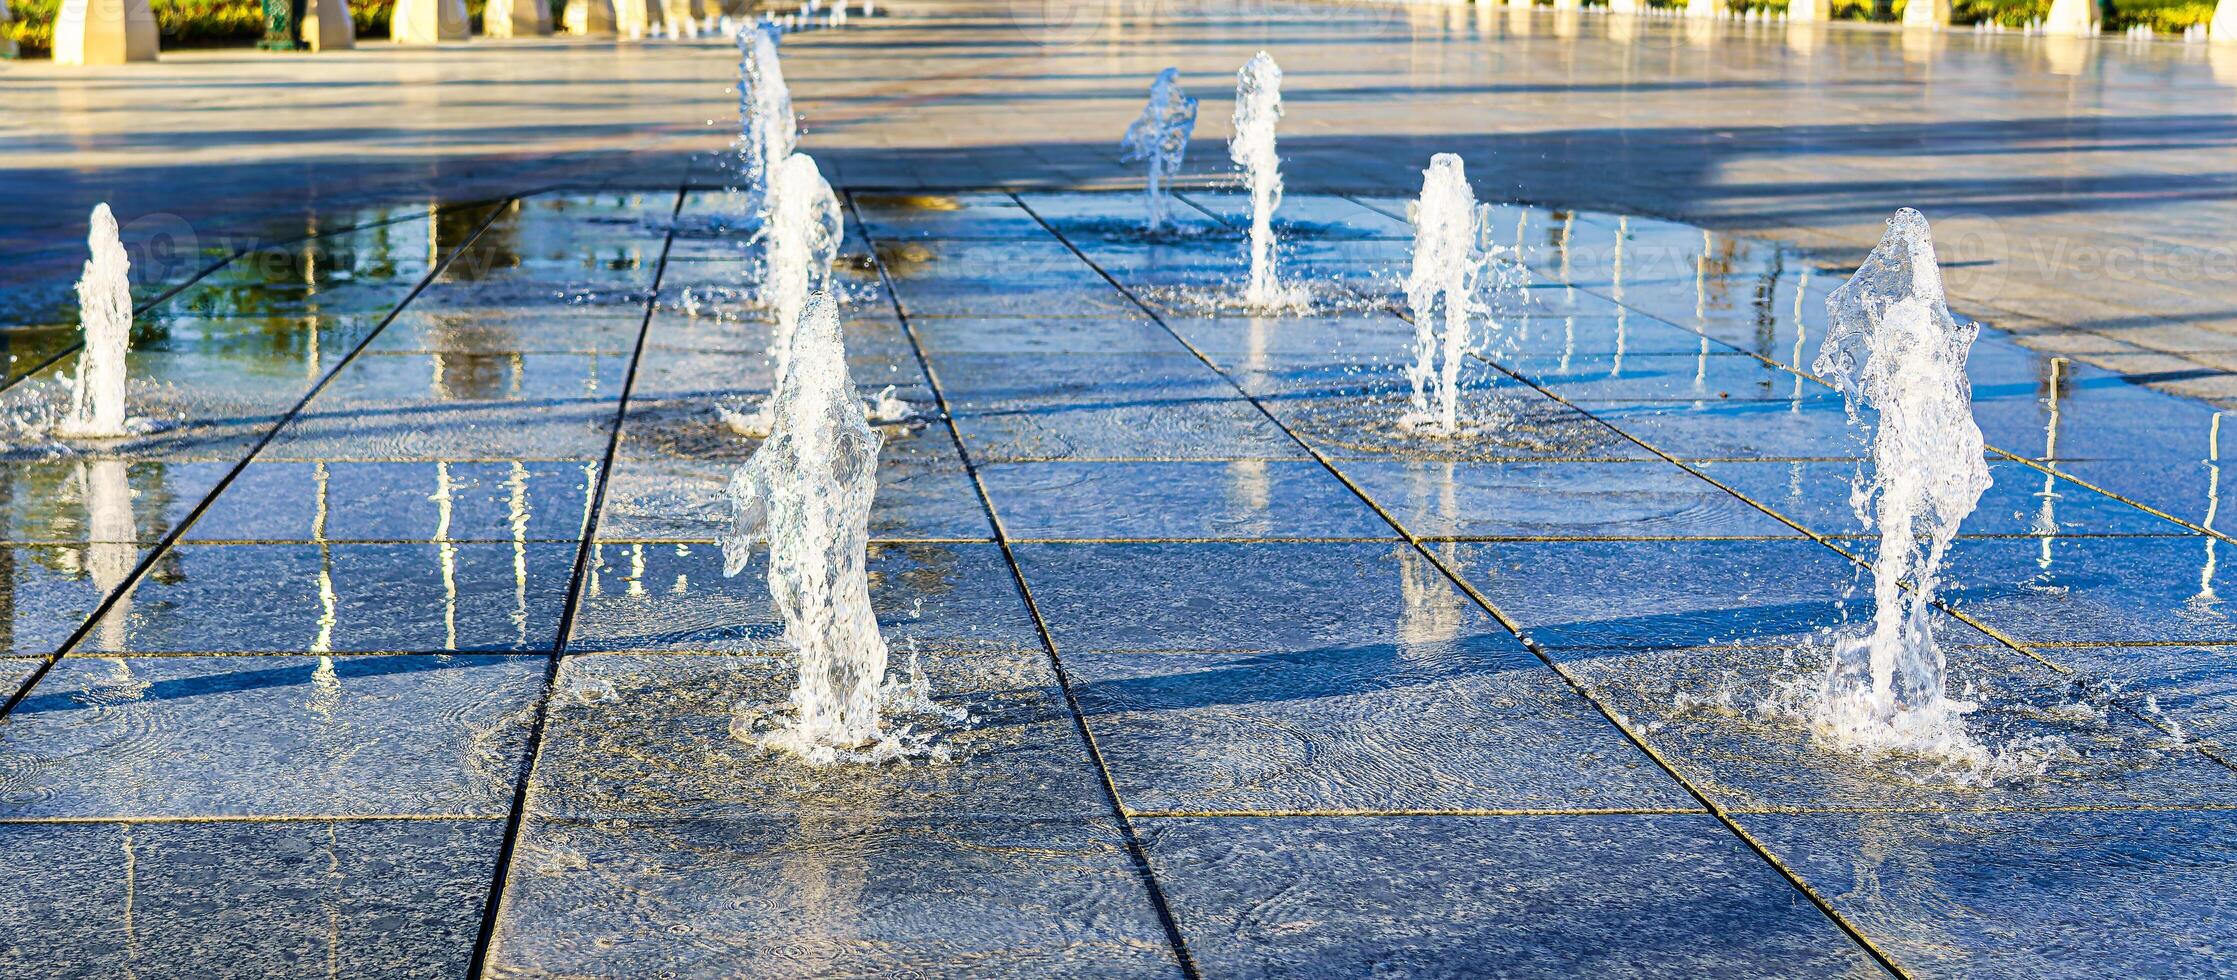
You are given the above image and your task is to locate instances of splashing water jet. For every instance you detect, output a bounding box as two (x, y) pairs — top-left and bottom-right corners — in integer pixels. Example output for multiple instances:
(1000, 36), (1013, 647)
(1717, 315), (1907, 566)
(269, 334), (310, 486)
(1120, 68), (1198, 234)
(723, 153), (841, 438)
(735, 24), (795, 217)
(721, 292), (945, 764)
(1229, 52), (1304, 310)
(1402, 154), (1492, 437)
(59, 204), (133, 440)
(1809, 208), (1993, 758)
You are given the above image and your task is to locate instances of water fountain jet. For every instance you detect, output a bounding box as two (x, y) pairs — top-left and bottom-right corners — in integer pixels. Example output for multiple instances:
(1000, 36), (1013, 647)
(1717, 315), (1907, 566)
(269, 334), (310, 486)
(1402, 154), (1491, 436)
(1120, 68), (1198, 234)
(721, 292), (941, 763)
(1229, 52), (1305, 310)
(59, 204), (133, 441)
(1809, 208), (1992, 757)
(736, 24), (796, 216)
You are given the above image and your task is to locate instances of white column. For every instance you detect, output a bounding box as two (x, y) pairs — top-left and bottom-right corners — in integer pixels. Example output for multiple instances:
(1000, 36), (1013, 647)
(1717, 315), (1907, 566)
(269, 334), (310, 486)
(487, 0), (552, 33)
(52, 0), (159, 64)
(1787, 0), (1829, 22)
(0, 0), (18, 58)
(2216, 0), (2237, 42)
(2044, 0), (2097, 35)
(1686, 0), (1724, 20)
(392, 0), (470, 41)
(564, 0), (616, 33)
(302, 0), (355, 49)
(1607, 0), (1639, 13)
(1902, 0), (1949, 28)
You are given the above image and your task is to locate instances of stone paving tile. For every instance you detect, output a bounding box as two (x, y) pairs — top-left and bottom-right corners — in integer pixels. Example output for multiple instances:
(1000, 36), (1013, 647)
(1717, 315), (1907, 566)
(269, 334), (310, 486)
(0, 460), (226, 545)
(2026, 643), (2237, 745)
(0, 818), (500, 980)
(1930, 536), (2237, 645)
(262, 400), (620, 462)
(950, 395), (1310, 463)
(979, 460), (1390, 540)
(1, 656), (38, 696)
(1068, 637), (1696, 814)
(598, 450), (991, 543)
(0, 546), (119, 659)
(0, 654), (542, 818)
(1693, 459), (2182, 538)
(1511, 351), (1833, 404)
(1340, 459), (1803, 539)
(851, 191), (1054, 240)
(568, 541), (1039, 653)
(529, 650), (1105, 821)
(1272, 391), (1655, 463)
(1745, 809), (2237, 979)
(1446, 539), (1876, 650)
(184, 460), (596, 543)
(1548, 643), (2237, 812)
(488, 815), (1181, 979)
(1566, 398), (1863, 461)
(318, 352), (630, 406)
(1139, 815), (1881, 978)
(1503, 313), (1736, 358)
(910, 315), (1187, 356)
(1015, 541), (1497, 654)
(1174, 192), (1413, 240)
(80, 542), (578, 654)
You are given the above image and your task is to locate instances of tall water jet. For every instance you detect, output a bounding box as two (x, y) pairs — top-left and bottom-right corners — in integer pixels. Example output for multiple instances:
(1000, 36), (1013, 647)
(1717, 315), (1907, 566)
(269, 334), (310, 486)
(736, 24), (796, 214)
(61, 204), (132, 440)
(1120, 68), (1199, 234)
(764, 152), (844, 389)
(1402, 154), (1489, 436)
(720, 292), (901, 762)
(1810, 208), (1992, 756)
(1229, 52), (1302, 309)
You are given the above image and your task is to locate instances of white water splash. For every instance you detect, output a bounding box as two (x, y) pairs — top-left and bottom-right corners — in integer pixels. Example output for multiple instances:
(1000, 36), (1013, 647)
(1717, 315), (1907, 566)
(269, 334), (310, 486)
(736, 24), (795, 215)
(765, 153), (844, 388)
(59, 204), (133, 440)
(720, 292), (943, 764)
(1229, 52), (1306, 311)
(1120, 68), (1199, 234)
(1401, 154), (1493, 437)
(1807, 208), (1995, 760)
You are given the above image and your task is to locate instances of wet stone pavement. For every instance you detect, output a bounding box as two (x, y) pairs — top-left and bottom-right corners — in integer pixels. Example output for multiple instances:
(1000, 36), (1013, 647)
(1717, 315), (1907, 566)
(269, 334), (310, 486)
(2, 185), (2235, 979)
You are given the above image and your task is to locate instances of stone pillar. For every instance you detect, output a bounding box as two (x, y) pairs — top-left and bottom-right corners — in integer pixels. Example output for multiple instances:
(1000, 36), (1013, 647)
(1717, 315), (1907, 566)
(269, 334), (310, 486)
(1902, 0), (1949, 29)
(1787, 0), (1829, 22)
(564, 0), (616, 33)
(52, 0), (159, 64)
(485, 0), (552, 35)
(0, 0), (18, 58)
(1685, 0), (1724, 19)
(2043, 0), (2097, 35)
(302, 0), (355, 49)
(392, 0), (469, 41)
(615, 0), (659, 37)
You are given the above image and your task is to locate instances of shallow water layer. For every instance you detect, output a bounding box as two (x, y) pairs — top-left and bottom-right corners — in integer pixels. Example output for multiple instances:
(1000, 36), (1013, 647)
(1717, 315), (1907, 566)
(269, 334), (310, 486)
(2, 185), (2234, 979)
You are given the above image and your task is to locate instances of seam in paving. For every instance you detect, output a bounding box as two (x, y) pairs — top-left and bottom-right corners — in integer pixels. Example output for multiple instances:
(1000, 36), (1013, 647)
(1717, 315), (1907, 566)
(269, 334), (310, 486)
(465, 185), (689, 980)
(0, 198), (518, 723)
(847, 190), (1205, 980)
(1013, 191), (1912, 980)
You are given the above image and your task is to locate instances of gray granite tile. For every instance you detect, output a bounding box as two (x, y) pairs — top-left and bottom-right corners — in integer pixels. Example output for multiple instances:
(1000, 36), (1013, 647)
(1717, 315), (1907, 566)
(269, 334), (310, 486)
(0, 818), (500, 980)
(0, 654), (542, 818)
(488, 815), (1180, 979)
(1141, 814), (1881, 978)
(1342, 459), (1802, 539)
(981, 460), (1390, 540)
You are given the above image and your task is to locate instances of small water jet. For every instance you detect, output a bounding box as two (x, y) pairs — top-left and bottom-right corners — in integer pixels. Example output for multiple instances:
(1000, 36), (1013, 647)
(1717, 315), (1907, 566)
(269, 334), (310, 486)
(1119, 68), (1199, 234)
(736, 24), (796, 214)
(720, 292), (947, 764)
(1808, 208), (1992, 757)
(1229, 51), (1305, 310)
(1401, 154), (1492, 436)
(59, 204), (134, 441)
